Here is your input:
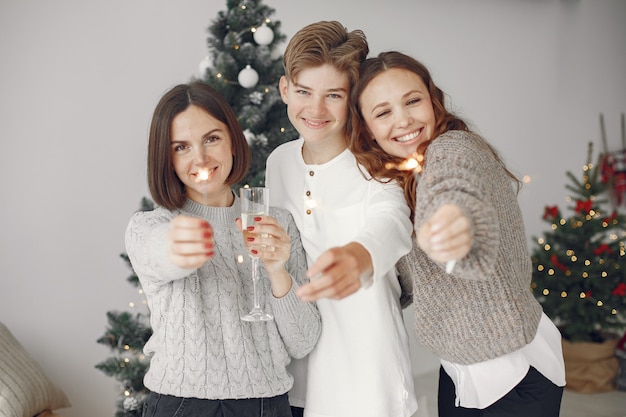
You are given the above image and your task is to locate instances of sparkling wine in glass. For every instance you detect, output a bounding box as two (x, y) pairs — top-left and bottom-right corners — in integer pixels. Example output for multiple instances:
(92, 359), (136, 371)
(240, 187), (273, 322)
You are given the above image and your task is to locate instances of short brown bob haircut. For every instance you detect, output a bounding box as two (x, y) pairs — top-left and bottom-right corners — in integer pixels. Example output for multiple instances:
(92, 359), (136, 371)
(147, 81), (251, 210)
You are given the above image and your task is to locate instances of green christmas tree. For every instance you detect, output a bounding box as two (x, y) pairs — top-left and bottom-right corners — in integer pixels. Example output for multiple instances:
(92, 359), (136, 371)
(198, 0), (297, 186)
(97, 1), (293, 414)
(531, 143), (626, 342)
(96, 198), (153, 417)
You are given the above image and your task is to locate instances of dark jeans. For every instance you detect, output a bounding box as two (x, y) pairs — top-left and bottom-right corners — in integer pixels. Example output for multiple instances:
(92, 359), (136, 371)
(290, 406), (304, 417)
(438, 366), (563, 417)
(143, 392), (292, 417)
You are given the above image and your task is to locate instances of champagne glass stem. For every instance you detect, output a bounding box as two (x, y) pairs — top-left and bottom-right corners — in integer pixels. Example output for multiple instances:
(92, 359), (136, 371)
(251, 256), (261, 310)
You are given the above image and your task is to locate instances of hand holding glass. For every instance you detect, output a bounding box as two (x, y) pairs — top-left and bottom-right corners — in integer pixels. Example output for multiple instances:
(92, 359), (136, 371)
(240, 187), (274, 322)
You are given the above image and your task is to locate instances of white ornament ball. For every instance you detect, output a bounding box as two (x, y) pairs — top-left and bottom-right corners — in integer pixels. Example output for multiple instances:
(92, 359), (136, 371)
(253, 23), (274, 46)
(238, 65), (259, 88)
(123, 396), (140, 411)
(198, 55), (212, 76)
(243, 129), (255, 145)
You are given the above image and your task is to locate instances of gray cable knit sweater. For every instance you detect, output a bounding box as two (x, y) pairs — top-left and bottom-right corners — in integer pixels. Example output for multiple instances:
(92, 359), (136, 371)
(396, 130), (543, 365)
(125, 196), (321, 399)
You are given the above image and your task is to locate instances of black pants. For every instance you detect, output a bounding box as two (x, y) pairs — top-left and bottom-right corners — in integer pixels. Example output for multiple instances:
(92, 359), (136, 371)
(143, 392), (292, 417)
(290, 406), (303, 417)
(438, 366), (563, 417)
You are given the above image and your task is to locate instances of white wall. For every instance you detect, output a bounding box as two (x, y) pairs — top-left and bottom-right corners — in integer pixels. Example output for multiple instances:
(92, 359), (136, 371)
(0, 1), (624, 416)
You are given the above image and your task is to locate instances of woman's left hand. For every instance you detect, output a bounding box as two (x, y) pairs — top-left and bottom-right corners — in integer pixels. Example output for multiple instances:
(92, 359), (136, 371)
(245, 215), (291, 272)
(236, 215), (293, 297)
(417, 203), (472, 264)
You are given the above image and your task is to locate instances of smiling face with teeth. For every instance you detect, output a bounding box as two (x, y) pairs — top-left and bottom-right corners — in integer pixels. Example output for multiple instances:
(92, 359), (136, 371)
(358, 67), (435, 159)
(170, 104), (234, 206)
(279, 64), (350, 163)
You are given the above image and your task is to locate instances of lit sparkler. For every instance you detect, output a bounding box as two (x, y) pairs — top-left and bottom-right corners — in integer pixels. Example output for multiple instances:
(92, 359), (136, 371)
(388, 152), (456, 274)
(195, 168), (210, 203)
(197, 168), (209, 181)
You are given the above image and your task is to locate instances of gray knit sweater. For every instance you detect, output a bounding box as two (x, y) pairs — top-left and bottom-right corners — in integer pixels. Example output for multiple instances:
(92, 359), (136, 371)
(397, 130), (543, 365)
(125, 196), (321, 399)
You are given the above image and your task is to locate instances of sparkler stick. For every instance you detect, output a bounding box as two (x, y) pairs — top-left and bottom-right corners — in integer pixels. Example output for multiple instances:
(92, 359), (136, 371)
(196, 168), (210, 202)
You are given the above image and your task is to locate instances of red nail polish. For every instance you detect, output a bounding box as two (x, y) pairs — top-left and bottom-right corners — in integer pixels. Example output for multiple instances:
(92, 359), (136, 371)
(251, 249), (258, 255)
(254, 216), (262, 222)
(247, 226), (254, 231)
(203, 231), (212, 238)
(247, 237), (254, 242)
(205, 243), (213, 248)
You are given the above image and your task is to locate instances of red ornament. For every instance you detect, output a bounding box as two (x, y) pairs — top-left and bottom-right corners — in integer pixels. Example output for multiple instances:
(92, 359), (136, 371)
(603, 211), (618, 223)
(593, 244), (613, 256)
(575, 199), (593, 214)
(550, 254), (569, 272)
(543, 205), (559, 220)
(612, 283), (626, 297)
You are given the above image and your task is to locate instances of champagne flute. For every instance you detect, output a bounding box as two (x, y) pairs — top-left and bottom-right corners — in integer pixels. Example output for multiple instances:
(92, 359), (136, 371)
(240, 186), (274, 321)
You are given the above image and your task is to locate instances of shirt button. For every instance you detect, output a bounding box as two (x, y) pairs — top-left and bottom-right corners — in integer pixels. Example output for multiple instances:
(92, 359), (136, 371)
(306, 209), (312, 215)
(306, 191), (311, 196)
(309, 170), (315, 176)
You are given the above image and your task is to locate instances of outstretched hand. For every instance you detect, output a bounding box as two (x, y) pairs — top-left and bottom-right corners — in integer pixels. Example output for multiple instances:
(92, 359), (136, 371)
(168, 215), (214, 269)
(296, 242), (372, 302)
(416, 204), (472, 264)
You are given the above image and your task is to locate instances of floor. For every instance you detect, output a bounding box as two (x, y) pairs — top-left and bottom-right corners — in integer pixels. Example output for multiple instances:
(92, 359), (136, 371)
(411, 370), (626, 417)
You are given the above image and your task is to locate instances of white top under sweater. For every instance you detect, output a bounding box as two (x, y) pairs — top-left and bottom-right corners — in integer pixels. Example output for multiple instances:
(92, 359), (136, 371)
(125, 196), (321, 400)
(441, 313), (566, 409)
(266, 139), (418, 417)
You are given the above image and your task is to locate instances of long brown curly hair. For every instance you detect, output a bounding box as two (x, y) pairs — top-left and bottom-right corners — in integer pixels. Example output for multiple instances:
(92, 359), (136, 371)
(349, 51), (519, 220)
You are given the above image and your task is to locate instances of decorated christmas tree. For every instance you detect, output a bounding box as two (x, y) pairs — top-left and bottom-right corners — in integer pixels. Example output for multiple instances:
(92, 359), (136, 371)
(530, 143), (626, 342)
(197, 0), (297, 186)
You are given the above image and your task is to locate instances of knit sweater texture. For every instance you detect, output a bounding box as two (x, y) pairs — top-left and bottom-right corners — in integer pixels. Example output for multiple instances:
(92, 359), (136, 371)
(396, 130), (543, 365)
(125, 196), (321, 399)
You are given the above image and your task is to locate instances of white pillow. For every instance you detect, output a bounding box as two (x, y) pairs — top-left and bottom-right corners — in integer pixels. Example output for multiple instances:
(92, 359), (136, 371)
(0, 322), (70, 417)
